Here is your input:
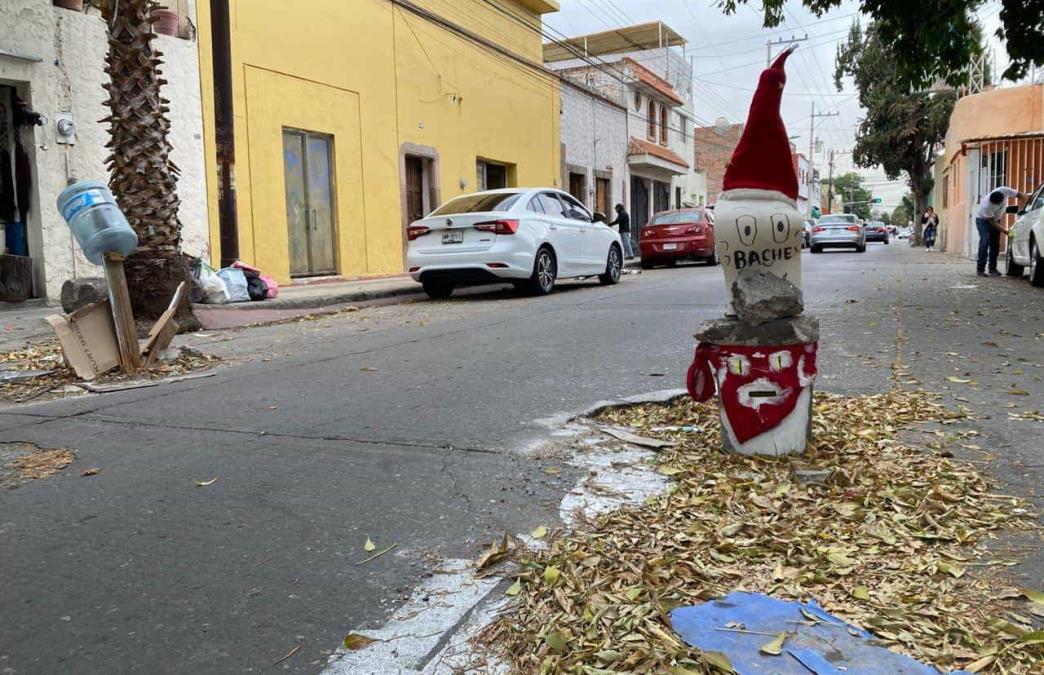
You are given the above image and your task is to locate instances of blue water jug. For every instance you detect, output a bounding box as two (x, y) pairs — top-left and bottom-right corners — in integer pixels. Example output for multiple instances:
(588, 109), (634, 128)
(56, 179), (138, 265)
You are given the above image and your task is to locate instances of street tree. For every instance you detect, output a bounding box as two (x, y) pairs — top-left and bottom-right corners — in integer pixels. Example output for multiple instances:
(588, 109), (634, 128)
(833, 20), (957, 243)
(892, 193), (915, 226)
(715, 0), (1043, 87)
(100, 0), (198, 327)
(878, 211), (891, 226)
(828, 172), (873, 220)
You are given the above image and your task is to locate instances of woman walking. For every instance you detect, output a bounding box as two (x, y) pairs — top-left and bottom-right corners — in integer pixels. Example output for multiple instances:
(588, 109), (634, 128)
(921, 207), (939, 252)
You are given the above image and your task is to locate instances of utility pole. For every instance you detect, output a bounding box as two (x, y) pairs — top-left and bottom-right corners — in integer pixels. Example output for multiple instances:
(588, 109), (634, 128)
(808, 103), (838, 216)
(826, 149), (835, 215)
(766, 34), (808, 67)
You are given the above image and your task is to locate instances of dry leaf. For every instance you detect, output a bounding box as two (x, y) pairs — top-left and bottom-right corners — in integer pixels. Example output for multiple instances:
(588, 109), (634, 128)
(81, 468), (99, 477)
(543, 565), (561, 586)
(476, 533), (511, 571)
(530, 525), (548, 540)
(702, 650), (736, 673)
(343, 633), (377, 650)
(195, 477), (217, 487)
(759, 632), (786, 656)
(852, 586), (871, 601)
(505, 579), (521, 596)
(964, 654), (996, 672)
(364, 537), (376, 552)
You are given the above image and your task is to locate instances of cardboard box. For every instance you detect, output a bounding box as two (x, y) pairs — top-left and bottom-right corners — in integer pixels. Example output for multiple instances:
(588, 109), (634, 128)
(45, 299), (120, 380)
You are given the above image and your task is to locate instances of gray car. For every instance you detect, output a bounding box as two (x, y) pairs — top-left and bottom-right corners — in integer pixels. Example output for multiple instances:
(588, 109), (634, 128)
(810, 214), (866, 253)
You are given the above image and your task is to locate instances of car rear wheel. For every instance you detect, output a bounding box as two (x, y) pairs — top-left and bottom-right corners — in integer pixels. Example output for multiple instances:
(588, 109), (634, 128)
(856, 243), (866, 253)
(1005, 246), (1025, 277)
(883, 237), (890, 245)
(599, 245), (622, 285)
(665, 259), (677, 268)
(640, 259), (655, 269)
(1030, 239), (1044, 288)
(705, 249), (718, 266)
(811, 245), (822, 254)
(422, 279), (454, 300)
(527, 247), (557, 295)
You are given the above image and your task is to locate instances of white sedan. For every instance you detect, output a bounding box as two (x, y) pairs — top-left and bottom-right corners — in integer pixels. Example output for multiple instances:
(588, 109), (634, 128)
(406, 188), (624, 299)
(1005, 182), (1044, 286)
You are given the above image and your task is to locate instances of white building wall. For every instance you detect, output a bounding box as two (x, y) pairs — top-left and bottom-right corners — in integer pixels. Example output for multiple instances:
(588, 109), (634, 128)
(0, 0), (208, 303)
(559, 82), (629, 213)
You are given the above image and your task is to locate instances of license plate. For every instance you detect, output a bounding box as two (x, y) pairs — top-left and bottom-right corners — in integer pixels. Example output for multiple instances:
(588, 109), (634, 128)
(442, 230), (464, 244)
(662, 243), (678, 250)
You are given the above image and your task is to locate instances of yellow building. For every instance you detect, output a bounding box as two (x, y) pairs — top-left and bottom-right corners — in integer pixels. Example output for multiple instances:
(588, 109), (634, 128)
(194, 0), (561, 283)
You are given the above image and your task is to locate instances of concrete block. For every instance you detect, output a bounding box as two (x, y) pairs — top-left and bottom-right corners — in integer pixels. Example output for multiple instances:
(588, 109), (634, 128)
(60, 277), (109, 314)
(731, 269), (803, 324)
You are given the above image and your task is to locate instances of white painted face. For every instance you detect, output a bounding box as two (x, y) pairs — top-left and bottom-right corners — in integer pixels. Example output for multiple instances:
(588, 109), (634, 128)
(714, 188), (804, 313)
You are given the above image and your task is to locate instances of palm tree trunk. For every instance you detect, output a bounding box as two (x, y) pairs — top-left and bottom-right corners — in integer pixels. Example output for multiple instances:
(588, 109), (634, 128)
(102, 0), (198, 329)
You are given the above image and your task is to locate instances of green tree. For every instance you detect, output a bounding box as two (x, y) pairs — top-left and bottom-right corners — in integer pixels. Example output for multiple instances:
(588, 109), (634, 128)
(101, 0), (197, 326)
(716, 0), (1043, 87)
(829, 172), (873, 220)
(879, 211), (891, 226)
(833, 20), (957, 244)
(892, 193), (915, 226)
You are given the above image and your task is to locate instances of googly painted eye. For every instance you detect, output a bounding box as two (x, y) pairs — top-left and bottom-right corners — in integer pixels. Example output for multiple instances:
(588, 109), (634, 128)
(770, 214), (790, 243)
(735, 215), (757, 246)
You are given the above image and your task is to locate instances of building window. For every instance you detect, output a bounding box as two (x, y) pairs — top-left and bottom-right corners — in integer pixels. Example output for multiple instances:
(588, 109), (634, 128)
(679, 113), (687, 143)
(647, 100), (656, 140)
(942, 170), (949, 208)
(568, 171), (586, 205)
(660, 106), (668, 145)
(477, 159), (509, 190)
(633, 90), (642, 111)
(980, 148), (1008, 195)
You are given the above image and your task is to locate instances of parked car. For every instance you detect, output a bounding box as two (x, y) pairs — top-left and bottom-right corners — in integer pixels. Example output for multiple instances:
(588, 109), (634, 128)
(638, 207), (717, 268)
(809, 214), (866, 253)
(405, 188), (623, 299)
(864, 220), (890, 244)
(896, 227), (913, 239)
(1005, 182), (1044, 286)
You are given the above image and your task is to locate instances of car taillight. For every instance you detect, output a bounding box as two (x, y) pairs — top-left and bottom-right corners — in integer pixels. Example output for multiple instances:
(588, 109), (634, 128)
(406, 225), (429, 241)
(474, 219), (519, 235)
(686, 224), (703, 235)
(642, 229), (653, 238)
(846, 226), (861, 232)
(812, 226), (825, 233)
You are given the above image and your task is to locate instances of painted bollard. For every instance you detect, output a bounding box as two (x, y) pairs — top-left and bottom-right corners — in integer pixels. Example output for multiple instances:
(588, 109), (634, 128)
(687, 47), (818, 456)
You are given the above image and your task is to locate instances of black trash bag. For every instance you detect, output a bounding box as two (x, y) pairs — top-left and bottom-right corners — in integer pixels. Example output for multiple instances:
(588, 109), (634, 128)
(245, 272), (268, 301)
(188, 258), (206, 304)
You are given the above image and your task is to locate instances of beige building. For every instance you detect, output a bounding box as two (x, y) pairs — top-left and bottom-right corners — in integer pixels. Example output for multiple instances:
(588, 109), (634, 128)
(938, 85), (1044, 258)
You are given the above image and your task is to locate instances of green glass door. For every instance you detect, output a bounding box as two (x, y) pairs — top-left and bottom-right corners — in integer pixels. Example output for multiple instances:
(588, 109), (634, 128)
(283, 129), (337, 277)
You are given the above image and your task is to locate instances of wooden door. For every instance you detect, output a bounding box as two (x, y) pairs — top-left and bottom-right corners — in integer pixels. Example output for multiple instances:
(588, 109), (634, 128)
(283, 130), (337, 277)
(569, 173), (585, 204)
(595, 177), (609, 216)
(405, 156), (425, 223)
(630, 176), (648, 231)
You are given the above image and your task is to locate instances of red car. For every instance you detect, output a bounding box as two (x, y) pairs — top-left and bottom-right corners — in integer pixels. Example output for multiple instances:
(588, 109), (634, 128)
(639, 207), (717, 268)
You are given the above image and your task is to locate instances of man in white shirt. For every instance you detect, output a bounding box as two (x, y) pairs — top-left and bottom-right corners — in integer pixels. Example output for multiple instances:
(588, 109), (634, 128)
(975, 186), (1026, 276)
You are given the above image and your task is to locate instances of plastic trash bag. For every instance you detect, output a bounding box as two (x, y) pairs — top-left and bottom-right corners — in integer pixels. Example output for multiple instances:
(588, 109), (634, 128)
(217, 267), (250, 303)
(232, 260), (279, 299)
(194, 261), (230, 304)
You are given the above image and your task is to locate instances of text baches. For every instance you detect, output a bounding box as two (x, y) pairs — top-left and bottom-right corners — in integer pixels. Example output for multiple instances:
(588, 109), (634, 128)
(733, 246), (799, 270)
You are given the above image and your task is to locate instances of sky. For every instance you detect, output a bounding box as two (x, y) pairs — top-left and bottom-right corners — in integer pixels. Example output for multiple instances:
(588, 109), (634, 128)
(544, 0), (1011, 214)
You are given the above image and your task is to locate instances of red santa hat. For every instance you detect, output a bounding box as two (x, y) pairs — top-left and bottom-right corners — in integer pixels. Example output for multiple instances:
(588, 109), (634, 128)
(722, 48), (799, 200)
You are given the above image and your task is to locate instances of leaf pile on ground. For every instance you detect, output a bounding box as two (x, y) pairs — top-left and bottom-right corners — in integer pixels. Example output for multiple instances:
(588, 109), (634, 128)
(1, 442), (75, 486)
(0, 340), (220, 404)
(485, 389), (1041, 674)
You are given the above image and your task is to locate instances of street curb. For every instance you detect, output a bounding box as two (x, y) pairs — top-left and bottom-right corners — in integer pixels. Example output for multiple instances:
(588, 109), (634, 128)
(191, 281), (422, 312)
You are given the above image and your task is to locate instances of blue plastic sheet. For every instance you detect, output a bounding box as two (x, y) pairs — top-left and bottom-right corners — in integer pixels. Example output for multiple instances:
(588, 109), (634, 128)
(670, 591), (971, 674)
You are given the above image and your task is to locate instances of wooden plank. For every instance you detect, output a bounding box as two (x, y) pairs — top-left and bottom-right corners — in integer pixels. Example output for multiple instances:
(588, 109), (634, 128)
(141, 281), (186, 368)
(102, 252), (141, 373)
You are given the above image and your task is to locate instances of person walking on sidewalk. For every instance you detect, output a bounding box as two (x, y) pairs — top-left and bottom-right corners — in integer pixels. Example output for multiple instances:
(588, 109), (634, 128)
(975, 187), (1025, 276)
(608, 203), (634, 259)
(922, 207), (939, 252)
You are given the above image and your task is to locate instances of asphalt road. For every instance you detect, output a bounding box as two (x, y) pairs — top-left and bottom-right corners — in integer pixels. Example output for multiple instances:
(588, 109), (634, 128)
(1, 243), (1040, 673)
